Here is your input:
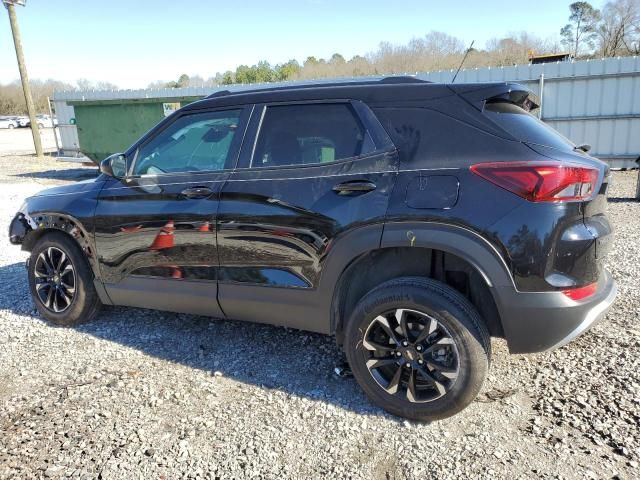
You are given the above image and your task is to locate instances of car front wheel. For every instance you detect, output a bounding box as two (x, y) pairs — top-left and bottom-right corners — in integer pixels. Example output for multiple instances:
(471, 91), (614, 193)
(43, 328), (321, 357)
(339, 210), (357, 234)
(344, 277), (491, 421)
(28, 232), (101, 326)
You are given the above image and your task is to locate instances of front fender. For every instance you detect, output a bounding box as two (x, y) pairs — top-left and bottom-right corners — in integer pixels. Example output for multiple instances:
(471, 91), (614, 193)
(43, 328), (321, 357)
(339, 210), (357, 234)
(14, 211), (100, 278)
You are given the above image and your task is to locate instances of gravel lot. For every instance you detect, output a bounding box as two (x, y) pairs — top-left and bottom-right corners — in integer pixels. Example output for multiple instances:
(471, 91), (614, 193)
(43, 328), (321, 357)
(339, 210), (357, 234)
(0, 129), (58, 155)
(0, 154), (638, 479)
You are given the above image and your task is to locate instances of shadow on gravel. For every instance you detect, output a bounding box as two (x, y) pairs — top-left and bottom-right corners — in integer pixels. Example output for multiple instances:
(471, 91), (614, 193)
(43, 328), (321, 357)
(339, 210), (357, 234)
(0, 261), (384, 418)
(13, 168), (98, 182)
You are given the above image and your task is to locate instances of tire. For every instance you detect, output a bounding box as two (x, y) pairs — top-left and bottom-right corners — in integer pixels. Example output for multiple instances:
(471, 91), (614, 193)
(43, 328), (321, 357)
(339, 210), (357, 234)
(8, 124), (15, 129)
(27, 232), (101, 326)
(37, 123), (44, 129)
(344, 277), (490, 421)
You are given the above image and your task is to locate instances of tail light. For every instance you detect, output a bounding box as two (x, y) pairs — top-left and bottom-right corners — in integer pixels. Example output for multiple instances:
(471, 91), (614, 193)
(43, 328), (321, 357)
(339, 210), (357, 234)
(470, 162), (599, 202)
(562, 282), (597, 301)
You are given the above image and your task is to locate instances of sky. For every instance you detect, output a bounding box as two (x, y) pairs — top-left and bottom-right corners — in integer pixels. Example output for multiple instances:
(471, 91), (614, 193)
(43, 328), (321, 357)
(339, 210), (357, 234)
(0, 0), (572, 89)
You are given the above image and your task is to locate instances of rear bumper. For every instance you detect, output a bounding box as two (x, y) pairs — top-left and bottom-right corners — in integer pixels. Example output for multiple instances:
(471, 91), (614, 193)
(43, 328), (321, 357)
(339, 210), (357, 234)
(496, 271), (617, 354)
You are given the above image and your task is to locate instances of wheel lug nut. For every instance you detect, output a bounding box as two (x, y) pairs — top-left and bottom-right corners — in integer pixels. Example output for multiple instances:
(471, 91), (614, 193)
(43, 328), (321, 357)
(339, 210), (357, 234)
(416, 345), (422, 351)
(396, 351), (402, 357)
(402, 341), (408, 347)
(418, 359), (424, 365)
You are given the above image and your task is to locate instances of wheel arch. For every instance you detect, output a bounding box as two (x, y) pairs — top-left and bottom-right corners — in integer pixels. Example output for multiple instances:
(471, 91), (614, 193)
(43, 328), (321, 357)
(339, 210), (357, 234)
(18, 212), (100, 279)
(329, 222), (513, 346)
(380, 222), (514, 288)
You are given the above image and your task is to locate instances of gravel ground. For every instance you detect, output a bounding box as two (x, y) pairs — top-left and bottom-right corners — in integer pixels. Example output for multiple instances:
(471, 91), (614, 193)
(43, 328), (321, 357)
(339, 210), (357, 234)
(0, 153), (96, 186)
(0, 129), (58, 156)
(0, 155), (638, 479)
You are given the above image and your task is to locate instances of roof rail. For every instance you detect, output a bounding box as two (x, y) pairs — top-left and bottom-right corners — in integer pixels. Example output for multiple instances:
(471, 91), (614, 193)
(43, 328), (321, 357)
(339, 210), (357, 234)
(205, 76), (430, 99)
(207, 89), (232, 98)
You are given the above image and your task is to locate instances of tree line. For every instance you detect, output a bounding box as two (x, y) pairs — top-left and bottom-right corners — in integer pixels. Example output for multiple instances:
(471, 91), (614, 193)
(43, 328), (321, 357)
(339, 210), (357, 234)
(0, 79), (117, 116)
(0, 0), (637, 115)
(161, 31), (560, 89)
(182, 0), (639, 87)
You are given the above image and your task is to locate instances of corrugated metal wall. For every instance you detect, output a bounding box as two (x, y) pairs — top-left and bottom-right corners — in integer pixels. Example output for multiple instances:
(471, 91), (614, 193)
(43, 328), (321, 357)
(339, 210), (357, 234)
(53, 57), (640, 167)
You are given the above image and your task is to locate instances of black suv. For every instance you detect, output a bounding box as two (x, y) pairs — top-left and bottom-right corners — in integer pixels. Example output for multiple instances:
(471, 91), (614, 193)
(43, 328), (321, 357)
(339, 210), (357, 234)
(9, 78), (616, 420)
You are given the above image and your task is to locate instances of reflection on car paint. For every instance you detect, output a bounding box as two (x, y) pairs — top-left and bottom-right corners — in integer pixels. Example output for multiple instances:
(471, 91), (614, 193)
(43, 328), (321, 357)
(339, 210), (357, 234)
(130, 264), (310, 287)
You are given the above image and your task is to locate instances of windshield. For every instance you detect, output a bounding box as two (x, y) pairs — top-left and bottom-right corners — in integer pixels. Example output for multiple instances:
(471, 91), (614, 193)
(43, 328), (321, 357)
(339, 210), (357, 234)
(484, 101), (576, 153)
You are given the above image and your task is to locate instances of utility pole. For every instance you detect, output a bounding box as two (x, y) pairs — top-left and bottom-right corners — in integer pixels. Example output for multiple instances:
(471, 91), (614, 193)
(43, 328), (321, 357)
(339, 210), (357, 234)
(4, 0), (43, 158)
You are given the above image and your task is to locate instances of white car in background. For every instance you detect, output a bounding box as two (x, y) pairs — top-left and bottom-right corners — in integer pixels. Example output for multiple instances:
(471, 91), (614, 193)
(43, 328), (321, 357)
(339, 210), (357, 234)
(0, 117), (18, 129)
(23, 114), (58, 129)
(37, 114), (58, 128)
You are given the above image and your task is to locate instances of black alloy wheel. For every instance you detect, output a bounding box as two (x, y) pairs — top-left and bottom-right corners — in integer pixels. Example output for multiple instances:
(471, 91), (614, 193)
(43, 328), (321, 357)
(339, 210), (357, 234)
(28, 232), (101, 326)
(362, 308), (459, 403)
(345, 277), (490, 421)
(33, 246), (76, 313)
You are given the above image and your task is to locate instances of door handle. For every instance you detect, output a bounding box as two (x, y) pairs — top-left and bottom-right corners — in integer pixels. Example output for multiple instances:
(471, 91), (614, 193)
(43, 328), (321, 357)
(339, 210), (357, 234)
(181, 186), (213, 199)
(332, 180), (377, 195)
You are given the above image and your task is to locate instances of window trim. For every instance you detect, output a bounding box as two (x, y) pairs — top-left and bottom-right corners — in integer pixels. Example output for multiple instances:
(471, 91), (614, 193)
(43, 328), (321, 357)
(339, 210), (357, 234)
(127, 105), (253, 178)
(242, 100), (393, 171)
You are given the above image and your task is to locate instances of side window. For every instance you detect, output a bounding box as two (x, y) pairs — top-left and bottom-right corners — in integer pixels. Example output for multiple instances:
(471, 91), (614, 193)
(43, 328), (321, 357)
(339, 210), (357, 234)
(252, 103), (376, 168)
(133, 109), (242, 175)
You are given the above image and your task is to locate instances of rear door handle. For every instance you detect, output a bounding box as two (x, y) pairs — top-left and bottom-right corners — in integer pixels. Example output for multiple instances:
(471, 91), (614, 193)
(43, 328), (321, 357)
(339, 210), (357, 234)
(332, 180), (377, 195)
(181, 186), (213, 199)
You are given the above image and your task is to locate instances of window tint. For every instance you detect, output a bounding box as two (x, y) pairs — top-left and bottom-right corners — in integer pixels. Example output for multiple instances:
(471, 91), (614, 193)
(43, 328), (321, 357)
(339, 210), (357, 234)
(484, 101), (575, 153)
(133, 109), (242, 175)
(252, 104), (375, 168)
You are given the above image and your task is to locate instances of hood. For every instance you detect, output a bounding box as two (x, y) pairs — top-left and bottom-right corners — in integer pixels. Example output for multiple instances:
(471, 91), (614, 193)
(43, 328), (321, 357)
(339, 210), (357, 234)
(30, 176), (105, 198)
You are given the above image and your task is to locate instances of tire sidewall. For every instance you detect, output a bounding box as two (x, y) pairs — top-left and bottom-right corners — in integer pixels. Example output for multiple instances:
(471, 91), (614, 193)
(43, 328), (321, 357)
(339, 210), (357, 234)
(345, 280), (489, 421)
(28, 233), (97, 326)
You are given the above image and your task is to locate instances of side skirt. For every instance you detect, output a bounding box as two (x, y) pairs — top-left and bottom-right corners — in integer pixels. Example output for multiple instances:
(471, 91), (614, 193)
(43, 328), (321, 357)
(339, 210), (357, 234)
(103, 277), (224, 318)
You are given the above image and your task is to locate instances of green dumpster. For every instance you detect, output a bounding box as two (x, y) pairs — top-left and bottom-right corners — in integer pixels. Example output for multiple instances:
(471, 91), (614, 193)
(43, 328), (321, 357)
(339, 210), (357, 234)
(69, 96), (203, 163)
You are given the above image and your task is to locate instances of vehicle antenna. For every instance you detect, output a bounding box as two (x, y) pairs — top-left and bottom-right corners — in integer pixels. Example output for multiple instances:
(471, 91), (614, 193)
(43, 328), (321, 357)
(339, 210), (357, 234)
(451, 40), (475, 84)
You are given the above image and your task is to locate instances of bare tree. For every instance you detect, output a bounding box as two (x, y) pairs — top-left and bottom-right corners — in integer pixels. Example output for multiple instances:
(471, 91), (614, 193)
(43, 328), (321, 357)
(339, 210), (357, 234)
(486, 31), (557, 66)
(596, 0), (640, 56)
(76, 78), (118, 90)
(0, 79), (75, 115)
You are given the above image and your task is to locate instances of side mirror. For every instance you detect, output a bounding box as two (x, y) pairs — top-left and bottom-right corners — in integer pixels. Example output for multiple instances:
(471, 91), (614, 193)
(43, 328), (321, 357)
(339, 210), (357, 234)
(100, 153), (127, 178)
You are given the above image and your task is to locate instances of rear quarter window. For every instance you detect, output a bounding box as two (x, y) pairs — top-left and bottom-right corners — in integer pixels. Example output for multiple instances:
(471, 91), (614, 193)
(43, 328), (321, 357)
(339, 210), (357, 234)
(251, 103), (376, 168)
(484, 101), (575, 153)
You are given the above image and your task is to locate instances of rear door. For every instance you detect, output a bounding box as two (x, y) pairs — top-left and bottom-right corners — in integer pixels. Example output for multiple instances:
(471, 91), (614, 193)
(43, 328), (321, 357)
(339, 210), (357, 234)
(216, 100), (398, 332)
(94, 106), (250, 316)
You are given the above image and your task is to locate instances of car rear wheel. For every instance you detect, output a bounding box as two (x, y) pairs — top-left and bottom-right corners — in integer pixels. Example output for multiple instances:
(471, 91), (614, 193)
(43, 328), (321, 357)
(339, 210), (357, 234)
(344, 277), (490, 421)
(8, 124), (15, 129)
(28, 232), (101, 326)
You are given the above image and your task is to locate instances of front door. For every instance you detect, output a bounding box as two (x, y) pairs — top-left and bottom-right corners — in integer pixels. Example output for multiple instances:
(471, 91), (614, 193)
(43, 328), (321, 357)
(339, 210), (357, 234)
(94, 106), (250, 316)
(217, 101), (398, 332)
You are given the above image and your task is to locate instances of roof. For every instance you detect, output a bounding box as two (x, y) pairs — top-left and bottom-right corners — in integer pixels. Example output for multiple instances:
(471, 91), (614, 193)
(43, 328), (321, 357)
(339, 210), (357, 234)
(183, 76), (462, 111)
(528, 52), (572, 60)
(183, 78), (537, 112)
(204, 75), (429, 99)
